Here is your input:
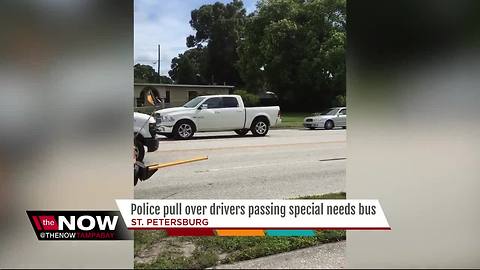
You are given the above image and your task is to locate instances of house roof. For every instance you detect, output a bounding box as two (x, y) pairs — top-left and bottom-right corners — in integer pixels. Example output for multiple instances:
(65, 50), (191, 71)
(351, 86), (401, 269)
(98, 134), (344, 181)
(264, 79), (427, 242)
(134, 83), (235, 88)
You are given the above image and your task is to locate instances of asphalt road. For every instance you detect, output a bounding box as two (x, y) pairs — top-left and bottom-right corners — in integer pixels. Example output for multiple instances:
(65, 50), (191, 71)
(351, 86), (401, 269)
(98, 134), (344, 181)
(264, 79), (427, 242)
(135, 129), (346, 199)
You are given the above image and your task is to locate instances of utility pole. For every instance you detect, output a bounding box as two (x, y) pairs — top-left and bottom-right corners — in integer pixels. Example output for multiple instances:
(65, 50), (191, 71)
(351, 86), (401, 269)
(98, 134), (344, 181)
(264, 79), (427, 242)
(157, 44), (161, 82)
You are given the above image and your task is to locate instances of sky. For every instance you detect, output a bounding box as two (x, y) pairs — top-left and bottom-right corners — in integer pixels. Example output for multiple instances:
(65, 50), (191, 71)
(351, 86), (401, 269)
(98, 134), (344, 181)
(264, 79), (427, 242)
(134, 0), (257, 76)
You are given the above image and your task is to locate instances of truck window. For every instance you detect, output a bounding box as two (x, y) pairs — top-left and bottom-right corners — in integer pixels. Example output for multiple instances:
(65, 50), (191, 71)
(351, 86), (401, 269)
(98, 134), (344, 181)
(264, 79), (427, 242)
(183, 96), (205, 108)
(222, 97), (239, 108)
(202, 97), (222, 109)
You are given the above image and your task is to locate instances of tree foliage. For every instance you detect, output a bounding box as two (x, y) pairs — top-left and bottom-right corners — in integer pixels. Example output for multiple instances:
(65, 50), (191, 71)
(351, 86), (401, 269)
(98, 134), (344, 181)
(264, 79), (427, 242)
(233, 89), (260, 107)
(168, 0), (346, 111)
(169, 47), (208, 84)
(170, 0), (246, 86)
(238, 0), (346, 111)
(134, 64), (172, 84)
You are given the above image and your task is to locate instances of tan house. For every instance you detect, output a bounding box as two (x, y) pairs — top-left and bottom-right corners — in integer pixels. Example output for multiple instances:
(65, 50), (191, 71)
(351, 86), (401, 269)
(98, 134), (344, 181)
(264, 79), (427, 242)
(134, 83), (235, 108)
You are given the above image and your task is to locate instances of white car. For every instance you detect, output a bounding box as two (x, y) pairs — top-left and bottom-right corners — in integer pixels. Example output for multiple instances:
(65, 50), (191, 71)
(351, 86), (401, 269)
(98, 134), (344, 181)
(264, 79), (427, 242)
(303, 107), (347, 130)
(155, 95), (281, 139)
(134, 112), (158, 161)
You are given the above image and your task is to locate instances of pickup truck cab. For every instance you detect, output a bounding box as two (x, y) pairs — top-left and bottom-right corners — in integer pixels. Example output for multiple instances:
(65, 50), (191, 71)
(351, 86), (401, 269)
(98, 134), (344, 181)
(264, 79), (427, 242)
(134, 112), (159, 161)
(155, 95), (281, 139)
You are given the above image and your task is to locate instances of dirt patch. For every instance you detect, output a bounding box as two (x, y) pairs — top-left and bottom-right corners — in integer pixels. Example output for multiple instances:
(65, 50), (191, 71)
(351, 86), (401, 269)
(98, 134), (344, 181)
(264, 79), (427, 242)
(180, 241), (196, 257)
(218, 252), (229, 263)
(135, 240), (170, 264)
(135, 238), (197, 265)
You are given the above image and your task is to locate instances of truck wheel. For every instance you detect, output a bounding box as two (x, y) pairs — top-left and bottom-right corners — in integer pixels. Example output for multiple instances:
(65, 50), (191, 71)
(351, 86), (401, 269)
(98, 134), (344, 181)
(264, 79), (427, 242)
(173, 120), (195, 140)
(235, 129), (249, 136)
(134, 139), (145, 162)
(251, 118), (269, 136)
(324, 120), (334, 130)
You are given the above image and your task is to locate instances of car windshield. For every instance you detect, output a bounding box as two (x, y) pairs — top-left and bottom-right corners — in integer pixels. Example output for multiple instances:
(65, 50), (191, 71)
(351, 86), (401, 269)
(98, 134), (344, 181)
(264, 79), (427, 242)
(315, 108), (338, 116)
(183, 96), (205, 108)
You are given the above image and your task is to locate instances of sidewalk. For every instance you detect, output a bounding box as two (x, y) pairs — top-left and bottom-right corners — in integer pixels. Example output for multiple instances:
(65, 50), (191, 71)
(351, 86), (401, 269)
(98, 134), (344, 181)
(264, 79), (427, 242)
(213, 241), (346, 269)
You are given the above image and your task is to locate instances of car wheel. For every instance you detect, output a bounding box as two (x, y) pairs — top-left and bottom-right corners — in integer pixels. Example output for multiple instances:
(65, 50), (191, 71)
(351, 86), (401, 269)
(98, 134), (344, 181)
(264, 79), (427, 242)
(251, 118), (269, 136)
(134, 139), (145, 162)
(324, 120), (334, 130)
(235, 129), (249, 136)
(173, 121), (195, 140)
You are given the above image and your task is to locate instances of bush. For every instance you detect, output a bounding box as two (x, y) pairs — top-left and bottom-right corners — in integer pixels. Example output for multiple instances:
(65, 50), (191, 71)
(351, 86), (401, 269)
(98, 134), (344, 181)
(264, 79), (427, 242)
(333, 95), (346, 107)
(234, 90), (260, 107)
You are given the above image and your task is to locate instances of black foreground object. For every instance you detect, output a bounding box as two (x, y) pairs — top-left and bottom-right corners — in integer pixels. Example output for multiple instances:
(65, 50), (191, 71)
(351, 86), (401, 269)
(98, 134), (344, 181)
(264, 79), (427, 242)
(134, 161), (158, 186)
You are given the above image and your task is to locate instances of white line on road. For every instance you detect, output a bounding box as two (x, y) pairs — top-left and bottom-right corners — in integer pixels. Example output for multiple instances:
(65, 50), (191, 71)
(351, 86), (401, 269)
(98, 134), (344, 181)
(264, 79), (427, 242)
(194, 158), (346, 173)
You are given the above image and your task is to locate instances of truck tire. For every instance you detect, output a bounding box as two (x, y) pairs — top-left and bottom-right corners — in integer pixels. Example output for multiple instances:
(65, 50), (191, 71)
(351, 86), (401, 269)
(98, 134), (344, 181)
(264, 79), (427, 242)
(251, 117), (269, 136)
(235, 129), (249, 136)
(173, 120), (195, 140)
(134, 139), (145, 162)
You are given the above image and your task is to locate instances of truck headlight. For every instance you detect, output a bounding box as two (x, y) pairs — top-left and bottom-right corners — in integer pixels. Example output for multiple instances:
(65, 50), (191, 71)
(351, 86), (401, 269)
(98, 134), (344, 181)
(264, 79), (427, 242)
(162, 115), (175, 122)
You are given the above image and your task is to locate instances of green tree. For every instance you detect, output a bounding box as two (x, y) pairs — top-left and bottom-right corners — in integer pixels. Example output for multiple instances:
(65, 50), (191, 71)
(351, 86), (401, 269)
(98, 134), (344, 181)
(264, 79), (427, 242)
(333, 94), (346, 107)
(185, 0), (246, 85)
(134, 64), (172, 84)
(238, 0), (346, 111)
(169, 47), (207, 84)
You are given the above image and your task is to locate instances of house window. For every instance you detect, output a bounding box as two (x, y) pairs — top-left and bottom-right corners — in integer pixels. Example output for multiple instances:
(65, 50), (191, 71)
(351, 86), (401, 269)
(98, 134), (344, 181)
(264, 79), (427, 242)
(188, 91), (198, 101)
(136, 97), (144, 107)
(165, 90), (170, 103)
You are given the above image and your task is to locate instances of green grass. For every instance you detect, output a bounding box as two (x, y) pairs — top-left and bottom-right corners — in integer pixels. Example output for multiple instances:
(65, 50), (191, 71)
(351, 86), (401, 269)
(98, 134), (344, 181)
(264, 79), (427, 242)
(134, 192), (346, 269)
(191, 230), (345, 265)
(135, 230), (168, 255)
(296, 192), (346, 200)
(275, 112), (311, 129)
(136, 247), (218, 270)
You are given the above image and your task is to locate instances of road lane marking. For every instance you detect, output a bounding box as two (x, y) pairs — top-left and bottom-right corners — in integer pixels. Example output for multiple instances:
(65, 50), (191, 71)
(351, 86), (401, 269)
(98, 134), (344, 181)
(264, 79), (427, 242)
(319, 158), (347, 162)
(157, 140), (346, 153)
(194, 158), (346, 173)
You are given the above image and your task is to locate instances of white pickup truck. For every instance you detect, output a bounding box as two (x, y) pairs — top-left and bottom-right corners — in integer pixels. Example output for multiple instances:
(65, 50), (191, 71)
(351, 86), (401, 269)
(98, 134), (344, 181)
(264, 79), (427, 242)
(155, 95), (281, 139)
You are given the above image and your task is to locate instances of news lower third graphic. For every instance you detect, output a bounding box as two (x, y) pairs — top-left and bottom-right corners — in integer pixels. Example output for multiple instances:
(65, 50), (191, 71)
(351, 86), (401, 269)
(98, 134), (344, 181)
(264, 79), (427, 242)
(26, 211), (132, 240)
(27, 200), (390, 240)
(117, 200), (391, 236)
